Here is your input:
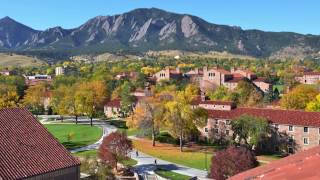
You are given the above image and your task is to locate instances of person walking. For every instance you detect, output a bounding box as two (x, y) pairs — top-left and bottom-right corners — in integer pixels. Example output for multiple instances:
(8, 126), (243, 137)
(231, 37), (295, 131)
(136, 150), (139, 157)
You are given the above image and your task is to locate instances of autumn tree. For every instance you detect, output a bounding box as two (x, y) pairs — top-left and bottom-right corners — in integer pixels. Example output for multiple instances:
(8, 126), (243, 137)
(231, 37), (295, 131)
(51, 85), (80, 123)
(23, 82), (49, 115)
(208, 86), (230, 101)
(235, 80), (263, 106)
(98, 132), (133, 170)
(281, 84), (319, 110)
(209, 146), (258, 180)
(231, 115), (268, 150)
(306, 94), (320, 111)
(127, 94), (165, 146)
(164, 85), (208, 151)
(0, 84), (19, 109)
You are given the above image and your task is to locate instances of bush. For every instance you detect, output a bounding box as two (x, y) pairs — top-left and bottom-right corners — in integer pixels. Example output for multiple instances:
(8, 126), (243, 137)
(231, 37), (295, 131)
(209, 146), (258, 180)
(155, 132), (179, 145)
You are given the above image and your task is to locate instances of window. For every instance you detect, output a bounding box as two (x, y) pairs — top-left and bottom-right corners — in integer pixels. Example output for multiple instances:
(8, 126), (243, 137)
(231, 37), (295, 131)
(226, 130), (230, 135)
(319, 128), (320, 134)
(304, 127), (309, 133)
(215, 120), (218, 125)
(288, 125), (293, 132)
(288, 147), (294, 154)
(204, 128), (208, 132)
(226, 120), (230, 125)
(303, 137), (309, 145)
(215, 129), (219, 133)
(288, 136), (294, 145)
(274, 124), (279, 130)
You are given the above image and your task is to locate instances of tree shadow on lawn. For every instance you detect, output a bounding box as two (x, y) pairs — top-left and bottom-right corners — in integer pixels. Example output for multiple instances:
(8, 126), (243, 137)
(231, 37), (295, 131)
(62, 141), (89, 150)
(134, 163), (182, 173)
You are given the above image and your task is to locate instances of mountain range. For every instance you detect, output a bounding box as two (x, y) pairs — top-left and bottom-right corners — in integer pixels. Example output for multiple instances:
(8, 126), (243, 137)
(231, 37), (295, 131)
(1, 8), (320, 58)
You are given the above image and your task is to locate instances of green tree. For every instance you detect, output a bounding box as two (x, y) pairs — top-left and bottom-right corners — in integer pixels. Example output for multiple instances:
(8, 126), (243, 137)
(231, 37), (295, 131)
(208, 86), (229, 101)
(231, 115), (268, 150)
(119, 81), (135, 117)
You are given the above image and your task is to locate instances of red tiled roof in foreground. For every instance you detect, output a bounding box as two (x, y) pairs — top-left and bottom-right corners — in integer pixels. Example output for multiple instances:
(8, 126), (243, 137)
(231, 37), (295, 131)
(0, 108), (80, 180)
(208, 107), (320, 127)
(229, 146), (320, 180)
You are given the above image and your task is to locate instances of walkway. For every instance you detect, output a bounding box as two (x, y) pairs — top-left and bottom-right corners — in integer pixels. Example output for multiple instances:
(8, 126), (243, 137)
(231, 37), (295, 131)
(129, 137), (209, 179)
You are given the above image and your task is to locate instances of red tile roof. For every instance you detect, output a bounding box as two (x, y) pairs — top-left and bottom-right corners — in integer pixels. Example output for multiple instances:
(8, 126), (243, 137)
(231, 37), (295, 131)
(208, 107), (320, 127)
(225, 77), (244, 83)
(0, 108), (80, 180)
(229, 146), (320, 180)
(105, 98), (121, 108)
(304, 72), (320, 76)
(192, 96), (235, 106)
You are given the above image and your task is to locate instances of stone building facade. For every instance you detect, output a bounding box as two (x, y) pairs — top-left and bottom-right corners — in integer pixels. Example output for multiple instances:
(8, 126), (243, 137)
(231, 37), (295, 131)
(295, 72), (320, 84)
(185, 66), (272, 93)
(154, 67), (182, 82)
(193, 97), (320, 153)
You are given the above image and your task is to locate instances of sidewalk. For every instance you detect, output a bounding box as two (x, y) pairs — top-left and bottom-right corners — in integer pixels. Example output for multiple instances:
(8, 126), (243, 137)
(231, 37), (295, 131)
(129, 137), (209, 179)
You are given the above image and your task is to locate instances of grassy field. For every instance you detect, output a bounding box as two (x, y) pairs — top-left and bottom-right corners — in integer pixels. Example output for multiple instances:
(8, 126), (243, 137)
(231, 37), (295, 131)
(0, 53), (45, 67)
(73, 150), (97, 157)
(120, 158), (138, 166)
(273, 84), (285, 94)
(155, 169), (191, 180)
(45, 124), (102, 150)
(133, 139), (213, 170)
(108, 120), (142, 136)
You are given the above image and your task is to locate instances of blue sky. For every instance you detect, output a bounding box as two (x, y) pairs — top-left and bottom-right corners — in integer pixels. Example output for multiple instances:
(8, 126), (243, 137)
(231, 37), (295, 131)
(1, 0), (319, 34)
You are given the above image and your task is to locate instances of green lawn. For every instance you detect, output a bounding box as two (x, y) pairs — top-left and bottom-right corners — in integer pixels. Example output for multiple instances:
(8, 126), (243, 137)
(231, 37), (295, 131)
(133, 139), (212, 170)
(73, 150), (97, 157)
(273, 84), (284, 94)
(155, 169), (191, 180)
(108, 120), (142, 136)
(45, 124), (102, 150)
(120, 158), (138, 166)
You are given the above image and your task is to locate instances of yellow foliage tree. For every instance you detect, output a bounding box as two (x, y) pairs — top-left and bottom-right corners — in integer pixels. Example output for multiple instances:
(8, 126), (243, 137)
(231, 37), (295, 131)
(281, 84), (319, 110)
(0, 84), (19, 109)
